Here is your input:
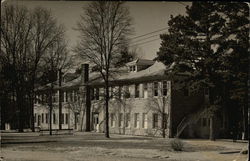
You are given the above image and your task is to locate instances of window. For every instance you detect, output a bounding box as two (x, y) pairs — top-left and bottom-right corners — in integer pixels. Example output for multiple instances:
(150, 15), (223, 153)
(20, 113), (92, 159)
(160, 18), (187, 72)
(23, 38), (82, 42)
(70, 91), (74, 101)
(125, 113), (130, 128)
(61, 113), (65, 124)
(119, 113), (123, 127)
(74, 90), (77, 102)
(65, 91), (68, 102)
(154, 82), (158, 96)
(95, 88), (99, 100)
(45, 113), (48, 124)
(162, 81), (168, 96)
(124, 86), (130, 98)
(135, 84), (139, 98)
(153, 114), (158, 128)
(143, 83), (148, 98)
(118, 86), (122, 99)
(109, 87), (114, 99)
(134, 113), (139, 128)
(133, 66), (136, 72)
(42, 113), (44, 123)
(38, 115), (41, 126)
(34, 114), (37, 123)
(65, 113), (69, 124)
(110, 113), (115, 127)
(142, 113), (148, 129)
(53, 113), (56, 124)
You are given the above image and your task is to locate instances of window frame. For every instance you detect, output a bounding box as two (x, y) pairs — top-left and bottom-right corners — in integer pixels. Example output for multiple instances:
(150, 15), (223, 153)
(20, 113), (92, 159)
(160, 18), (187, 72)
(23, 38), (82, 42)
(153, 113), (158, 128)
(134, 113), (139, 128)
(153, 82), (159, 97)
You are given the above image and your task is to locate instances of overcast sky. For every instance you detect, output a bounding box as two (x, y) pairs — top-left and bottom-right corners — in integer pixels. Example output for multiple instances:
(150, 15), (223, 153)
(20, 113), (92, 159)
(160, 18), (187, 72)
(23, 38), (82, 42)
(2, 0), (191, 61)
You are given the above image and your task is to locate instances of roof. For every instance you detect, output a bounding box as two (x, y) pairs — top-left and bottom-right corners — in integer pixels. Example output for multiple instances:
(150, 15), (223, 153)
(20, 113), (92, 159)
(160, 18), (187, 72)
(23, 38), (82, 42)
(126, 58), (155, 66)
(90, 61), (169, 85)
(35, 60), (173, 91)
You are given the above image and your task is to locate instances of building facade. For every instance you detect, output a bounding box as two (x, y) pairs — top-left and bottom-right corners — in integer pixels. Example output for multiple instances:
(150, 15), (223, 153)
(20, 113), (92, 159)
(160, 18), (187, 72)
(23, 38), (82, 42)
(34, 59), (228, 138)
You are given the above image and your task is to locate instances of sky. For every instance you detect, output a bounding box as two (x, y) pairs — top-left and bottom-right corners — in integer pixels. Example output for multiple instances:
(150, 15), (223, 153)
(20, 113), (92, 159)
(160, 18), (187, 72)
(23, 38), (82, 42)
(2, 0), (191, 61)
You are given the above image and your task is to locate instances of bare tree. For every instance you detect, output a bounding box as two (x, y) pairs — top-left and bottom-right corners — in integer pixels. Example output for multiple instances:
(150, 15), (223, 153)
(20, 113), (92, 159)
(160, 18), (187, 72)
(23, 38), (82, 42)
(147, 82), (171, 138)
(1, 4), (71, 132)
(41, 38), (72, 135)
(1, 5), (34, 132)
(75, 1), (133, 138)
(67, 90), (86, 131)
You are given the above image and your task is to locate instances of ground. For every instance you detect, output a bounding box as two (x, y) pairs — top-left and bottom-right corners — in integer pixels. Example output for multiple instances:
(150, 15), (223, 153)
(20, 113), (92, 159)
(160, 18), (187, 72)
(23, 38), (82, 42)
(1, 132), (248, 161)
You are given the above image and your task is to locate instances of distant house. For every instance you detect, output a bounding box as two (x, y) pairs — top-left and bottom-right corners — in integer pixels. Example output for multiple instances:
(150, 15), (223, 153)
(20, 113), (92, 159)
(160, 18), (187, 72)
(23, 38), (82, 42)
(34, 58), (228, 138)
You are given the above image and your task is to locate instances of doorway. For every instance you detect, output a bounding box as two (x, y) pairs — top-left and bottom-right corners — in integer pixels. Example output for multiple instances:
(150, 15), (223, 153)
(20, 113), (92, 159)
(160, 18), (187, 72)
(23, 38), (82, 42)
(92, 113), (99, 132)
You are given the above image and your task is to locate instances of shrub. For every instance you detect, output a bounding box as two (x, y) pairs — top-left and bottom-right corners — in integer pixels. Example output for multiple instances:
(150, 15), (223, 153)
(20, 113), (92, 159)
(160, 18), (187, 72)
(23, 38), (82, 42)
(170, 138), (184, 151)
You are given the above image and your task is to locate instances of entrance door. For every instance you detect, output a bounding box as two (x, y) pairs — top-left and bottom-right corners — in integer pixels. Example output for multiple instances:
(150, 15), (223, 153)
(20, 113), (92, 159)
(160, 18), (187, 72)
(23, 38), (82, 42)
(92, 113), (99, 132)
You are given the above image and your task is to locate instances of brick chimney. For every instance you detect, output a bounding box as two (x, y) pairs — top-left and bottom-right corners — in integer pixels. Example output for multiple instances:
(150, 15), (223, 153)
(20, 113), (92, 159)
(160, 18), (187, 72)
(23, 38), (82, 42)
(81, 64), (89, 84)
(80, 63), (91, 131)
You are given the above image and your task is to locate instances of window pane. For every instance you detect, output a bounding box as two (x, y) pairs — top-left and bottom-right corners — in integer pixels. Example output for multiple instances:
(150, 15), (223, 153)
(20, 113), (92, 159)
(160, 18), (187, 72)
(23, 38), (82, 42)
(142, 113), (148, 129)
(154, 82), (158, 96)
(134, 113), (139, 128)
(66, 113), (69, 124)
(135, 84), (139, 98)
(143, 83), (148, 98)
(110, 113), (115, 127)
(162, 81), (167, 96)
(153, 114), (158, 128)
(119, 113), (123, 127)
(125, 113), (130, 127)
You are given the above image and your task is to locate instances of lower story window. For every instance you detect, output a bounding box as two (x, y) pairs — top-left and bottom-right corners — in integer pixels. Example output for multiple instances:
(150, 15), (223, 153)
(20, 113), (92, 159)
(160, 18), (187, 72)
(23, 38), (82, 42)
(134, 113), (139, 128)
(53, 113), (57, 124)
(110, 113), (115, 127)
(142, 113), (148, 129)
(125, 113), (130, 128)
(65, 113), (69, 124)
(119, 113), (123, 127)
(153, 113), (158, 128)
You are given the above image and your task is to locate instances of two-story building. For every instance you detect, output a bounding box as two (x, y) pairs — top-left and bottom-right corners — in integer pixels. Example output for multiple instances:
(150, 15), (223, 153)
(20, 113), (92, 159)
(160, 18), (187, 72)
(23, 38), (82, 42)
(34, 58), (228, 138)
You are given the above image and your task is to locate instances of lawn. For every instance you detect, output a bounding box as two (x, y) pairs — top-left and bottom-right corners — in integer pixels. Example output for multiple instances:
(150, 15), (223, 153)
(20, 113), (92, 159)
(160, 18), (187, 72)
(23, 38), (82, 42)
(1, 132), (248, 161)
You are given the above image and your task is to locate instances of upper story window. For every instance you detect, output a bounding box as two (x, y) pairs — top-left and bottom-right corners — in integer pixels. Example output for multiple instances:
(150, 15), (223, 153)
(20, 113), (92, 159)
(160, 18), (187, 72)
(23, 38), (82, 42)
(74, 90), (77, 102)
(143, 83), (148, 98)
(118, 86), (122, 99)
(153, 82), (158, 96)
(129, 65), (136, 72)
(162, 81), (168, 96)
(135, 84), (139, 98)
(109, 87), (114, 99)
(124, 86), (130, 98)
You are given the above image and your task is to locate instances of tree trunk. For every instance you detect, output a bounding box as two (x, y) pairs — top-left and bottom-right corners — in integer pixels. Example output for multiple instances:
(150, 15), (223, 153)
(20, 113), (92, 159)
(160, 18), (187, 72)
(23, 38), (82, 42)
(242, 105), (248, 140)
(49, 83), (53, 136)
(162, 97), (166, 138)
(30, 95), (35, 132)
(105, 80), (110, 138)
(58, 70), (62, 130)
(17, 90), (24, 132)
(209, 116), (216, 141)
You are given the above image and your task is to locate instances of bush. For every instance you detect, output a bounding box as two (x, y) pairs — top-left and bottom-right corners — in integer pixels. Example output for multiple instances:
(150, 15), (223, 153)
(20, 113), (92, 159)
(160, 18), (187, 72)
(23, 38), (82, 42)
(170, 138), (184, 151)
